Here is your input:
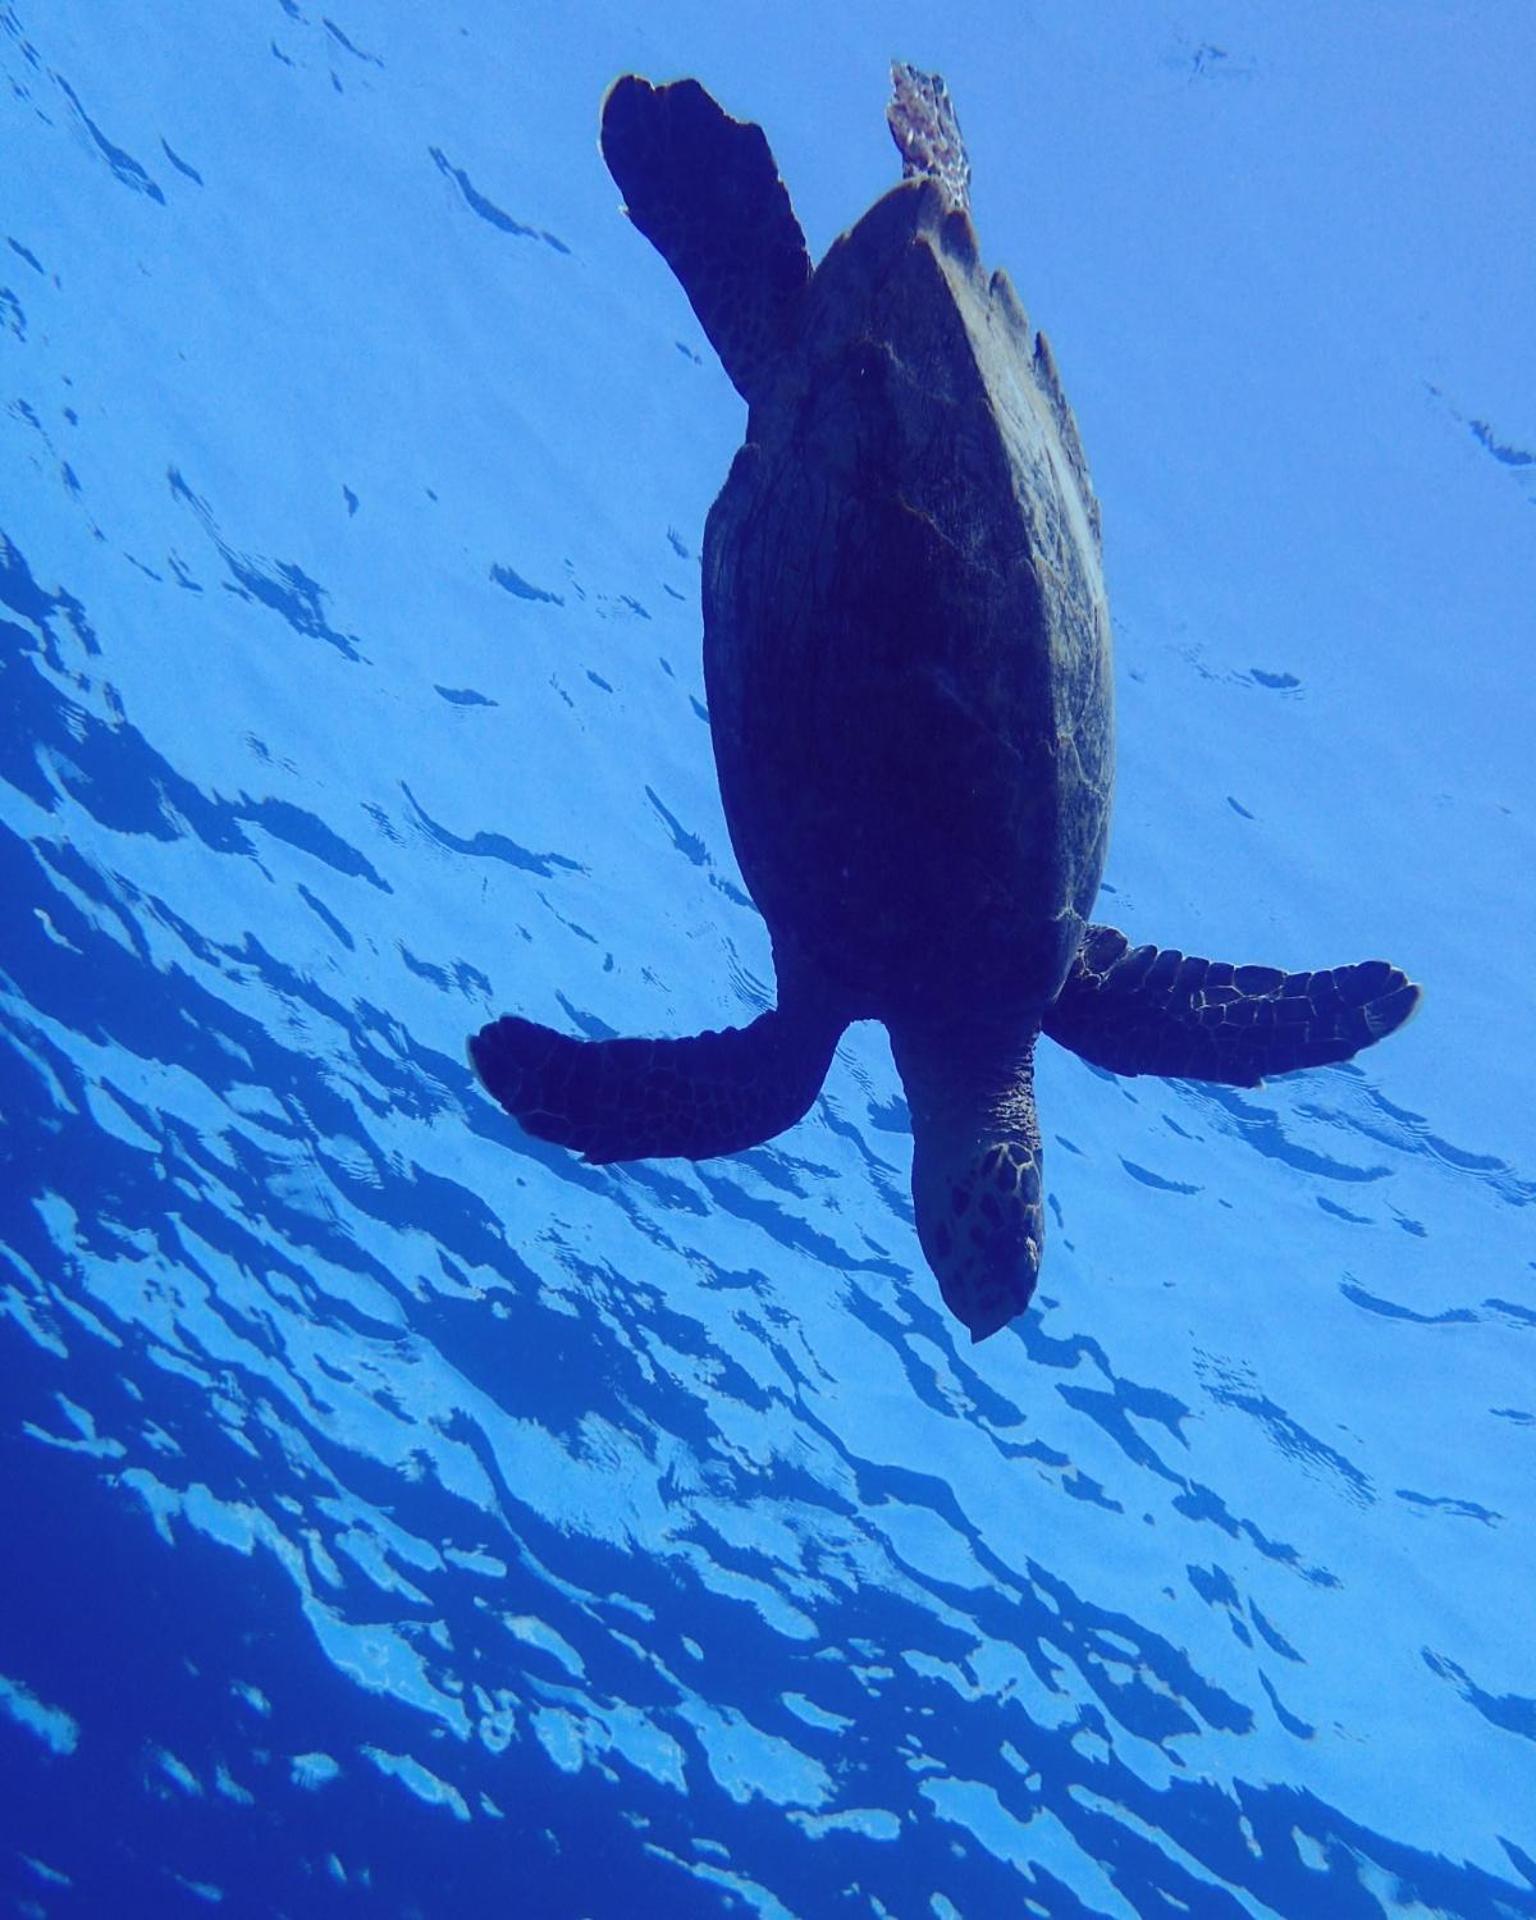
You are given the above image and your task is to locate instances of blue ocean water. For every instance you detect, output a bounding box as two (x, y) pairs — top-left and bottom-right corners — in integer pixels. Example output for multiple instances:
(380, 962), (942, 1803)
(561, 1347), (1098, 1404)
(3, 3), (1534, 1914)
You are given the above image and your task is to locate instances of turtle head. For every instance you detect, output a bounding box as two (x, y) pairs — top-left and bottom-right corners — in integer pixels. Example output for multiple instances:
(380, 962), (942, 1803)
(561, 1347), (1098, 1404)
(891, 1021), (1045, 1343)
(913, 1130), (1045, 1343)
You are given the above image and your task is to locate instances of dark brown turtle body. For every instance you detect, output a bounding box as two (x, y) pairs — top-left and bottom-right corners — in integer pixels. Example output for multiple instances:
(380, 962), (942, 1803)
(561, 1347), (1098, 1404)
(469, 69), (1420, 1344)
(704, 168), (1111, 1027)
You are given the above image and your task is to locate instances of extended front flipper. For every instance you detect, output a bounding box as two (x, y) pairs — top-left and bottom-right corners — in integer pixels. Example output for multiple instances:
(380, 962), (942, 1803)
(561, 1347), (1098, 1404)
(1043, 924), (1420, 1088)
(600, 76), (812, 408)
(468, 1005), (843, 1163)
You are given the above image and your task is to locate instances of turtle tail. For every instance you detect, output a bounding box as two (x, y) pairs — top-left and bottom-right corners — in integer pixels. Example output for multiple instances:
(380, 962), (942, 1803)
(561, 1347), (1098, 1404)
(469, 1000), (844, 1164)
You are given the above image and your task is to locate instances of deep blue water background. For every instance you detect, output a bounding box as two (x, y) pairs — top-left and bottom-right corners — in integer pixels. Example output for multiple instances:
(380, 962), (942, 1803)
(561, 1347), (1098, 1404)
(3, 5), (1535, 1916)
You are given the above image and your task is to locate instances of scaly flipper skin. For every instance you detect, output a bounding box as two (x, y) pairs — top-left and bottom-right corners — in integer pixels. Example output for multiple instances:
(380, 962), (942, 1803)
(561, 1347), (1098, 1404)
(468, 1007), (843, 1164)
(1042, 924), (1422, 1088)
(600, 76), (812, 408)
(886, 63), (971, 214)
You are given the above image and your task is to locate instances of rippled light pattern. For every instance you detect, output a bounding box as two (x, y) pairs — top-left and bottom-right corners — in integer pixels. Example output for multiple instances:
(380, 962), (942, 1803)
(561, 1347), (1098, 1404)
(3, 5), (1534, 1916)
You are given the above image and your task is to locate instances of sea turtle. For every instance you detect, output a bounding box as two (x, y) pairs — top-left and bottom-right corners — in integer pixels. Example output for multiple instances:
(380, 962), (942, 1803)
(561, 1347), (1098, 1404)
(469, 67), (1419, 1343)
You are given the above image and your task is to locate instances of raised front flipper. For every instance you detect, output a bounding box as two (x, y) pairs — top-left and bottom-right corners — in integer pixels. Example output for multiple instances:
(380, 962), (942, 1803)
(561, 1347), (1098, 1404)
(468, 1006), (841, 1163)
(600, 76), (811, 408)
(1043, 925), (1421, 1088)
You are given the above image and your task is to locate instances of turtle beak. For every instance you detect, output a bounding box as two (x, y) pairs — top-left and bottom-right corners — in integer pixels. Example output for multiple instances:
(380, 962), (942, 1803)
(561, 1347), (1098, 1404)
(914, 1138), (1044, 1344)
(941, 1214), (1041, 1344)
(963, 1267), (1036, 1344)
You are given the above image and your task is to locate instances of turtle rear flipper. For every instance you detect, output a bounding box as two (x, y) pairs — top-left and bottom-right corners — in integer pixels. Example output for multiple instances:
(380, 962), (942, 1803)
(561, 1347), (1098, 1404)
(601, 76), (811, 408)
(1043, 924), (1421, 1088)
(887, 63), (971, 213)
(469, 1005), (842, 1162)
